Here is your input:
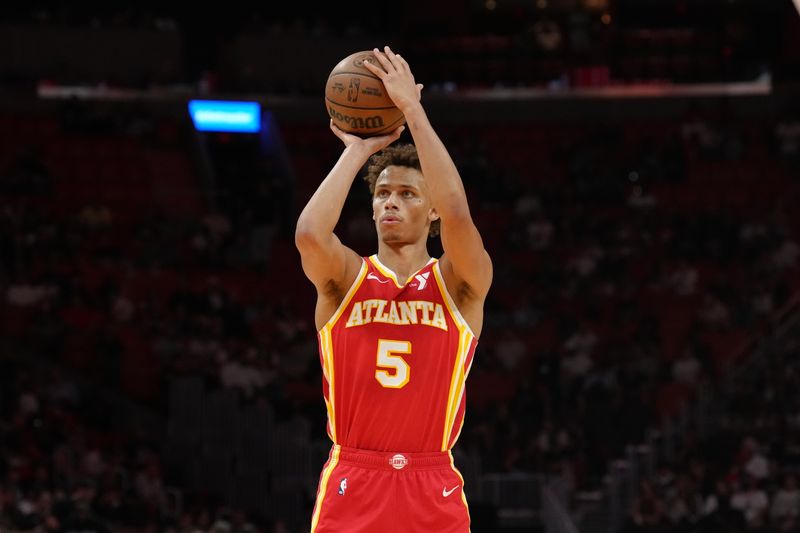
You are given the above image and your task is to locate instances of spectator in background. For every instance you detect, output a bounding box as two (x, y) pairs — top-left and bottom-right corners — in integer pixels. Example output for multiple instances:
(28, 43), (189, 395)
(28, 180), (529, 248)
(730, 475), (769, 531)
(531, 18), (563, 54)
(219, 348), (265, 399)
(664, 259), (698, 296)
(6, 274), (58, 308)
(665, 473), (703, 529)
(625, 480), (667, 532)
(774, 119), (800, 163)
(739, 436), (771, 482)
(697, 292), (732, 330)
(525, 212), (555, 251)
(672, 348), (703, 387)
(78, 202), (114, 229)
(770, 474), (800, 531)
(700, 479), (743, 532)
(681, 105), (722, 159)
(495, 327), (527, 372)
(769, 236), (800, 272)
(561, 324), (597, 383)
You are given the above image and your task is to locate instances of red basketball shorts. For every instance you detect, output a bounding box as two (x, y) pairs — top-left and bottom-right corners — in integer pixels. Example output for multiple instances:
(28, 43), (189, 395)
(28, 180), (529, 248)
(310, 445), (471, 533)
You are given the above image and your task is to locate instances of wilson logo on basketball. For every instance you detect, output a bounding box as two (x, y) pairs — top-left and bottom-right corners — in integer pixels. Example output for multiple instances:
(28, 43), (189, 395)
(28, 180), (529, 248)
(327, 106), (385, 130)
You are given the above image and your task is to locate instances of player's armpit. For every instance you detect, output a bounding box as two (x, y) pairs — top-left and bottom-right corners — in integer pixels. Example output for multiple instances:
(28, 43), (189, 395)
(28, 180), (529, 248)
(295, 230), (361, 294)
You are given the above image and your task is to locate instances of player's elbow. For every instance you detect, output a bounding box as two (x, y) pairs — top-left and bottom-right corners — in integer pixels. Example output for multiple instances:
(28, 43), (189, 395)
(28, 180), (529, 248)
(294, 224), (319, 251)
(294, 220), (320, 251)
(295, 217), (336, 254)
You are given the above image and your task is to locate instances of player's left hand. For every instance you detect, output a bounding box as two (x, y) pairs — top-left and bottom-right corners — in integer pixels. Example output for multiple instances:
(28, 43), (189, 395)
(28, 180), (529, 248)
(363, 46), (424, 114)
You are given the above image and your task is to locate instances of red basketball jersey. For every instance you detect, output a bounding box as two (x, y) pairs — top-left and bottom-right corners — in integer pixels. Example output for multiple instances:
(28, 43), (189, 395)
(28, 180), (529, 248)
(317, 255), (477, 452)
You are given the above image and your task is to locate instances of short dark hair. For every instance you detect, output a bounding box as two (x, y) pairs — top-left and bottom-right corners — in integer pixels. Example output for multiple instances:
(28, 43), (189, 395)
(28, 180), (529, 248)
(363, 143), (440, 238)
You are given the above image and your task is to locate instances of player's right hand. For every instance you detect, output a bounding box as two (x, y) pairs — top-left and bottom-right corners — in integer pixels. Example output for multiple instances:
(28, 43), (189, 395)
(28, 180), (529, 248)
(329, 120), (405, 153)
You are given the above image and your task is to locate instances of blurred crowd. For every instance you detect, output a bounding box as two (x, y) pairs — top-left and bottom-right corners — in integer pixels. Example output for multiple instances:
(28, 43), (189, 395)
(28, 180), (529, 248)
(0, 360), (273, 533)
(3, 2), (789, 95)
(623, 324), (800, 533)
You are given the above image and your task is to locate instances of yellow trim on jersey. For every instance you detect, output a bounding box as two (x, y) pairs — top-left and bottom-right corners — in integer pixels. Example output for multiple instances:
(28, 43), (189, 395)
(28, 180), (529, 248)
(449, 451), (472, 529)
(442, 327), (473, 450)
(323, 398), (334, 441)
(368, 254), (437, 289)
(317, 328), (331, 440)
(320, 259), (369, 333)
(319, 327), (338, 442)
(368, 255), (404, 288)
(318, 259), (368, 445)
(433, 261), (477, 451)
(318, 328), (334, 441)
(320, 339), (330, 381)
(431, 261), (475, 337)
(451, 336), (475, 446)
(465, 347), (476, 377)
(310, 445), (341, 532)
(327, 330), (337, 442)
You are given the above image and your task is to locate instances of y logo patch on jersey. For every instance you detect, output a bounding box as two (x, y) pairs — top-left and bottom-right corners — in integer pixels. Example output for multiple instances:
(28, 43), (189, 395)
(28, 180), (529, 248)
(338, 478), (347, 496)
(415, 272), (430, 291)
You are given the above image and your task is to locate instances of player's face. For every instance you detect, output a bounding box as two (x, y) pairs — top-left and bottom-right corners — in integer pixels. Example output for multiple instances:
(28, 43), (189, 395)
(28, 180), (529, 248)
(372, 165), (438, 244)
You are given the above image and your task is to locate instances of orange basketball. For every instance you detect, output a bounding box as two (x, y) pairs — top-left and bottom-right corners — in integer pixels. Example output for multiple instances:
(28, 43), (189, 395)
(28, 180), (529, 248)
(325, 50), (406, 137)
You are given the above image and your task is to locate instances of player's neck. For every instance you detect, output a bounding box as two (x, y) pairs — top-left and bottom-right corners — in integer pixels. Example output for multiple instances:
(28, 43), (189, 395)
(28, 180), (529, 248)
(375, 243), (432, 281)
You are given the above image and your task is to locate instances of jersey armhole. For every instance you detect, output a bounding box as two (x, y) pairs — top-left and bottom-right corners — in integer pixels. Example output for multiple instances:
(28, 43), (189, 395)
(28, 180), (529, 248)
(318, 258), (369, 334)
(431, 261), (477, 339)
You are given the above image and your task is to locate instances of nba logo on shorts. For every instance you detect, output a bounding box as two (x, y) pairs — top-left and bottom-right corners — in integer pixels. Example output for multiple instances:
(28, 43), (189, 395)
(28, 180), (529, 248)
(338, 478), (347, 495)
(390, 454), (408, 470)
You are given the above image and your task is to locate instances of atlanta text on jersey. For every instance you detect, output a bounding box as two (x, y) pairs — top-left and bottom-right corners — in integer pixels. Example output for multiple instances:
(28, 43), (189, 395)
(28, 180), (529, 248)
(345, 299), (448, 331)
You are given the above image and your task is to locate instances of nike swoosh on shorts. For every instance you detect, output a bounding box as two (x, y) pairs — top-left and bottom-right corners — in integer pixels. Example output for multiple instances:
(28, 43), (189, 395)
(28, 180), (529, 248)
(442, 485), (460, 497)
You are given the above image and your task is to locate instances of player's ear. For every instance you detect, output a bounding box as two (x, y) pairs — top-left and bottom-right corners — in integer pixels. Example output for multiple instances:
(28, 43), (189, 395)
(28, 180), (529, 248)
(428, 208), (440, 222)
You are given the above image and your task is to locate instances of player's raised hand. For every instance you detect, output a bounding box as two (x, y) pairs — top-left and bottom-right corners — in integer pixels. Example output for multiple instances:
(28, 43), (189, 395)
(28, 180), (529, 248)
(329, 120), (404, 152)
(363, 46), (424, 113)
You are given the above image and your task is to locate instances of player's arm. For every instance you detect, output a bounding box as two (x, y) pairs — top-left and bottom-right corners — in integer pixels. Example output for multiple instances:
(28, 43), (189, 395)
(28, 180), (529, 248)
(365, 47), (493, 298)
(295, 122), (405, 297)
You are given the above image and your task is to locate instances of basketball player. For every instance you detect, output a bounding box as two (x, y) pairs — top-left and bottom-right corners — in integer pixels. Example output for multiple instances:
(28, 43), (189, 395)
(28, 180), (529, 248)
(295, 46), (493, 532)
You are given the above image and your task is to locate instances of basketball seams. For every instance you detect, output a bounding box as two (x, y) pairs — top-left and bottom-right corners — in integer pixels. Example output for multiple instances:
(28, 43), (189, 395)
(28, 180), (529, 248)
(323, 97), (401, 111)
(327, 70), (382, 81)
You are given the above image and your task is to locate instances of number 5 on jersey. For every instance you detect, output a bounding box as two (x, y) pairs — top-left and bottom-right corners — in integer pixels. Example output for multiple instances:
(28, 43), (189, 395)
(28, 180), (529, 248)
(375, 339), (411, 388)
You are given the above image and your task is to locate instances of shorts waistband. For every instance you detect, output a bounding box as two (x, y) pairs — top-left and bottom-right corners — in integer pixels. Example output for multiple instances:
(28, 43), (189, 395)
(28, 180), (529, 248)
(333, 445), (453, 471)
